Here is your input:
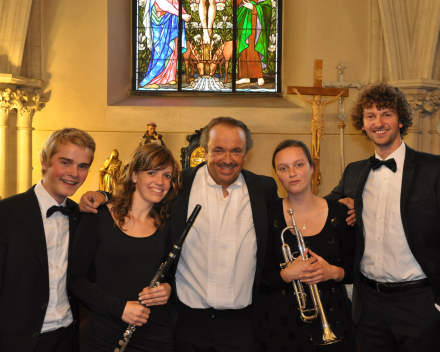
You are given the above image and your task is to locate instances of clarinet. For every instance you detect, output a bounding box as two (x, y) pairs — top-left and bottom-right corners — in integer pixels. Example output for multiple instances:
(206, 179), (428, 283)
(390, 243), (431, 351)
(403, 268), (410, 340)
(114, 204), (202, 352)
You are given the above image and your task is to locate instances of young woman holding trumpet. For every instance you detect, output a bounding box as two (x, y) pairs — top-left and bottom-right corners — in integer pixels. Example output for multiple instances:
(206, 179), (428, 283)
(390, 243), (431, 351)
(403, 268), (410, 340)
(258, 140), (356, 352)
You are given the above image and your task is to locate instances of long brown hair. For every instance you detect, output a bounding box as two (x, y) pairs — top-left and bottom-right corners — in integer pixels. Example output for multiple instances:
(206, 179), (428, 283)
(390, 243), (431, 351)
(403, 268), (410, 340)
(109, 144), (181, 229)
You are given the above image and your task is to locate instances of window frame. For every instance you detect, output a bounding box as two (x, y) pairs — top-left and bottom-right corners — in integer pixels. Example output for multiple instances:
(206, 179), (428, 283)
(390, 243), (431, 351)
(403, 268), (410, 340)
(131, 0), (283, 95)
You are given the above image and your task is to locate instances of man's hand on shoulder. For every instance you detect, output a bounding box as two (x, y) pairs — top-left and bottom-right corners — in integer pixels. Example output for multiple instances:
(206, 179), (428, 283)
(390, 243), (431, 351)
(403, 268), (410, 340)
(338, 197), (356, 226)
(79, 191), (107, 213)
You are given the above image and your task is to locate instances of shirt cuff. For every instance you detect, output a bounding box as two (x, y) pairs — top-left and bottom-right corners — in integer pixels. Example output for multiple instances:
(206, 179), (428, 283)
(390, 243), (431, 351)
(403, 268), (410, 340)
(96, 190), (109, 203)
(435, 303), (440, 312)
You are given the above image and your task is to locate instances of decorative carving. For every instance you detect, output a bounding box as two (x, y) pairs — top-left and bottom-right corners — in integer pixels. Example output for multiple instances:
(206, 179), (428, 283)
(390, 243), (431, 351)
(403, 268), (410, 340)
(407, 94), (440, 117)
(0, 88), (46, 195)
(0, 89), (12, 113)
(0, 88), (46, 128)
(180, 129), (205, 170)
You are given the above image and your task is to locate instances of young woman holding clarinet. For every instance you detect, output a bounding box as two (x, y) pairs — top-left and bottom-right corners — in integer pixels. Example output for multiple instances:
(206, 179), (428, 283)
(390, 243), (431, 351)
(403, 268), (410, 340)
(69, 144), (183, 352)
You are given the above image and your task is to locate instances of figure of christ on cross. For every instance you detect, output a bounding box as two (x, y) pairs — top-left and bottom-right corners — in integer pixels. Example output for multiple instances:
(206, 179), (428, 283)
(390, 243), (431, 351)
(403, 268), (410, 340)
(287, 60), (348, 194)
(293, 89), (343, 161)
(198, 0), (218, 44)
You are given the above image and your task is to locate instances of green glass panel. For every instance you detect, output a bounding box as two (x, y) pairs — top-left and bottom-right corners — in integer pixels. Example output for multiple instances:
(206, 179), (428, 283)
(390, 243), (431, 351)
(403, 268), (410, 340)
(236, 0), (277, 92)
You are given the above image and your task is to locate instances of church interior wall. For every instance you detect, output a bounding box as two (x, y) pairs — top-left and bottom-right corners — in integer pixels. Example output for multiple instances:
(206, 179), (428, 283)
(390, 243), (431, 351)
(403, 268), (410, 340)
(3, 0), (436, 202)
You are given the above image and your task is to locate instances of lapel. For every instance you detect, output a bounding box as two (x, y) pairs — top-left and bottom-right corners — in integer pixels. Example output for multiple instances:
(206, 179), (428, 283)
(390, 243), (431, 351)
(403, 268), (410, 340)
(66, 198), (80, 280)
(241, 169), (268, 285)
(354, 159), (372, 239)
(400, 145), (416, 242)
(66, 198), (80, 250)
(24, 186), (49, 283)
(353, 158), (373, 269)
(171, 163), (204, 244)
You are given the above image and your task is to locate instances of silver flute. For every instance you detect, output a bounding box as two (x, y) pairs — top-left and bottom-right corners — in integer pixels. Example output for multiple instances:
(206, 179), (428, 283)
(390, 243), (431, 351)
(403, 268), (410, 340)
(280, 209), (342, 345)
(114, 204), (202, 352)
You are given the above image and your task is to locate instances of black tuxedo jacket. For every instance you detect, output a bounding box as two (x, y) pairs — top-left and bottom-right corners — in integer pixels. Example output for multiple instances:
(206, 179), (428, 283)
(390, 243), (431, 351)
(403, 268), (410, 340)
(326, 145), (440, 324)
(0, 186), (80, 352)
(169, 163), (278, 321)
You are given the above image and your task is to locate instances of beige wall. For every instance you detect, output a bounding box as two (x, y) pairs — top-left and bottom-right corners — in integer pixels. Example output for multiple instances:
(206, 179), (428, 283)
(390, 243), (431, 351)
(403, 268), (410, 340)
(29, 0), (418, 202)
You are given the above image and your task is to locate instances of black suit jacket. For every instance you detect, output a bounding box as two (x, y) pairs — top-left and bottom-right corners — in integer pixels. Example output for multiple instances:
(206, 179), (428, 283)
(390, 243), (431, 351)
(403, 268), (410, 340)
(326, 145), (440, 324)
(169, 163), (278, 323)
(0, 186), (80, 352)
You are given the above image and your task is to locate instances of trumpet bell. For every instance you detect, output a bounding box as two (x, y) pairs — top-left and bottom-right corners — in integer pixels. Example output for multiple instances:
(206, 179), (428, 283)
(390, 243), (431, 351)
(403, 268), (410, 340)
(318, 328), (343, 345)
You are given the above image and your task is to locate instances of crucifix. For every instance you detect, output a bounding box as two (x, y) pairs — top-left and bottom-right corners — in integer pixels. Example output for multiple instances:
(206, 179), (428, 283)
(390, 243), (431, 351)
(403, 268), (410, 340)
(323, 61), (365, 175)
(287, 60), (348, 194)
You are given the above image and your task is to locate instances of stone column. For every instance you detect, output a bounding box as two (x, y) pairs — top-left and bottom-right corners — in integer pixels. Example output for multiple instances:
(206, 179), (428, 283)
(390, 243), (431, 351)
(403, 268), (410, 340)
(9, 89), (45, 194)
(16, 107), (34, 193)
(0, 89), (12, 199)
(406, 93), (440, 153)
(405, 94), (422, 150)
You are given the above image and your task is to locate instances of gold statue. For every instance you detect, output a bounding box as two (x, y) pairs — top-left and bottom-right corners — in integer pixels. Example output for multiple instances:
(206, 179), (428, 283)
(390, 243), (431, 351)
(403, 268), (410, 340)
(293, 89), (342, 160)
(99, 149), (122, 193)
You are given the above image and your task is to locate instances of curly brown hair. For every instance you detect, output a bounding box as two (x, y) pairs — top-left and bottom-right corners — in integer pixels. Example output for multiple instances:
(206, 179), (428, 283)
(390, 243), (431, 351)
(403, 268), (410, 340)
(351, 83), (413, 139)
(109, 144), (182, 230)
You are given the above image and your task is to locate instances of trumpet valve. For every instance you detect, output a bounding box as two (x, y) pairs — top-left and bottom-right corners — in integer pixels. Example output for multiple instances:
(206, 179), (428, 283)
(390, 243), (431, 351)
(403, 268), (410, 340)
(280, 262), (290, 269)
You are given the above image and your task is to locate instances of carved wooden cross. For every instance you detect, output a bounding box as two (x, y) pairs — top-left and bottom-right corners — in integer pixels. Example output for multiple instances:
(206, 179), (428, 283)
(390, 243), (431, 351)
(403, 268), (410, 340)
(287, 60), (349, 194)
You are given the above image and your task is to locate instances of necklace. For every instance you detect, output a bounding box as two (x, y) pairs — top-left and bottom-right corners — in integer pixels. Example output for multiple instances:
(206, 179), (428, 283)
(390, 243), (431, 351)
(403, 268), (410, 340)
(289, 198), (316, 230)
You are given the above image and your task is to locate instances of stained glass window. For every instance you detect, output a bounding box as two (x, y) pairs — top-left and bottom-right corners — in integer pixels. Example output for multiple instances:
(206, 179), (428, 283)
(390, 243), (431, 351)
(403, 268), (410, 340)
(134, 0), (281, 93)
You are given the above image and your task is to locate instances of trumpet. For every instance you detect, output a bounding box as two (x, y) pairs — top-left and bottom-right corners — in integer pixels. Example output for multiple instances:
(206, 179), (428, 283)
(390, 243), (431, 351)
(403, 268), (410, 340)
(280, 209), (342, 345)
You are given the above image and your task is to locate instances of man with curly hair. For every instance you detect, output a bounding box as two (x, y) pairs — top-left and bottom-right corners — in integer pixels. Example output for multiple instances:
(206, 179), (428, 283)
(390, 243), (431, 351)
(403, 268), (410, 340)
(326, 83), (440, 351)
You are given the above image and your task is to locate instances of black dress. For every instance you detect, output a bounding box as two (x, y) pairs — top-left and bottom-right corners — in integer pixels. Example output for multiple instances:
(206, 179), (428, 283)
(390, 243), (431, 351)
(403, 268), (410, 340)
(69, 206), (175, 352)
(258, 199), (356, 352)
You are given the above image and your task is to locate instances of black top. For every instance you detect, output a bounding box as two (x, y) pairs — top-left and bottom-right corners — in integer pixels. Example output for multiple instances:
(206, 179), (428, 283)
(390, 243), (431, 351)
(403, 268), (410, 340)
(69, 206), (174, 352)
(258, 199), (356, 352)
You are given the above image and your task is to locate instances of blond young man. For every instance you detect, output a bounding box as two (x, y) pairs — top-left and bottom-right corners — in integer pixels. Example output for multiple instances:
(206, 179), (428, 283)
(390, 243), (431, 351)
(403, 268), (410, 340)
(0, 128), (95, 352)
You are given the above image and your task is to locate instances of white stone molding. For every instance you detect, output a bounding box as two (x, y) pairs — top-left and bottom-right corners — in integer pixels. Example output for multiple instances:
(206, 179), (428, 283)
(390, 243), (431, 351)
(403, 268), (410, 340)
(371, 0), (440, 89)
(0, 0), (43, 88)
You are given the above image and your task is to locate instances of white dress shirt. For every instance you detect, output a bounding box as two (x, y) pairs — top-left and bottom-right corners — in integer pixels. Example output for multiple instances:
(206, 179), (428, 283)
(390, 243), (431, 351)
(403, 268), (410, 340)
(360, 142), (426, 282)
(176, 165), (257, 309)
(35, 180), (73, 332)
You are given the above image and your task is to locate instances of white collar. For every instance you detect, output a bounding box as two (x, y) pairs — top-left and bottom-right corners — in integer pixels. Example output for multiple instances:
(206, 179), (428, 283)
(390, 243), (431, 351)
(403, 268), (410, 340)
(375, 141), (406, 167)
(34, 180), (67, 214)
(203, 164), (243, 190)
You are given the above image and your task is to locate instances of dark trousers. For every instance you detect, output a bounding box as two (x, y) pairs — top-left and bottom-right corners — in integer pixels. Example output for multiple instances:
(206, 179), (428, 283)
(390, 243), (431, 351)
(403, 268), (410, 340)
(358, 285), (440, 352)
(34, 324), (78, 352)
(175, 301), (256, 352)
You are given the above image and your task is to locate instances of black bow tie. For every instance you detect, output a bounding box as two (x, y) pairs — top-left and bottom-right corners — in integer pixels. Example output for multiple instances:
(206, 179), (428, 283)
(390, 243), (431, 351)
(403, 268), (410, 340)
(369, 156), (397, 173)
(46, 205), (75, 218)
